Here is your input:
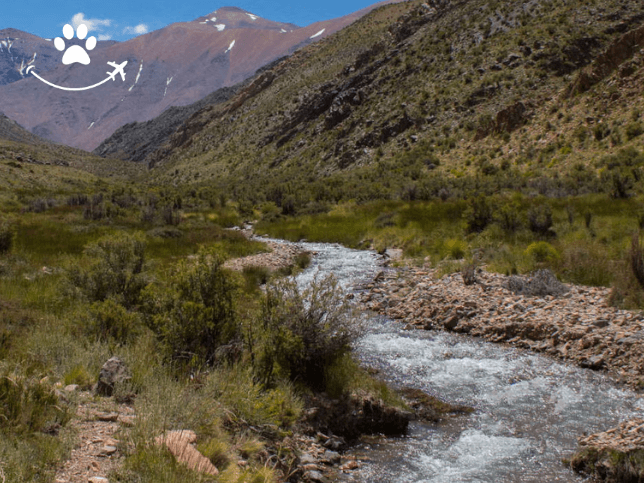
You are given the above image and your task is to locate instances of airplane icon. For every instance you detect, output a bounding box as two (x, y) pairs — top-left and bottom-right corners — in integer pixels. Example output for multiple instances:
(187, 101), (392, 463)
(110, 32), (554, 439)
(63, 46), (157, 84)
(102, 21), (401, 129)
(106, 61), (128, 81)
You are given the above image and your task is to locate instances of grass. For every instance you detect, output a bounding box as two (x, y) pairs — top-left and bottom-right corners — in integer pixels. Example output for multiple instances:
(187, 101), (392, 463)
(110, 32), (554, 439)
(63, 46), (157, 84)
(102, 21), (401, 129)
(259, 193), (644, 308)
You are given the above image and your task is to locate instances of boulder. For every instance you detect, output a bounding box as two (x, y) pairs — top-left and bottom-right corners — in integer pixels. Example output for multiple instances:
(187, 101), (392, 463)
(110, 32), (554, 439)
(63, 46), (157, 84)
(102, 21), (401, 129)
(96, 357), (131, 396)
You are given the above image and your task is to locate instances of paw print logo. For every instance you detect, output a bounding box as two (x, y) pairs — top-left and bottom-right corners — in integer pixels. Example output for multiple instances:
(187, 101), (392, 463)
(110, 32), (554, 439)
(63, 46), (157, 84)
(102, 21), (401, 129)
(54, 24), (97, 65)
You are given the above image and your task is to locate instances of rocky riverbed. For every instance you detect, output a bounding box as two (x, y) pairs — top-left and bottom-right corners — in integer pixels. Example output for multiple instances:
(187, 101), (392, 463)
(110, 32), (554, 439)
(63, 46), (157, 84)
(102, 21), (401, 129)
(358, 263), (644, 481)
(360, 266), (644, 387)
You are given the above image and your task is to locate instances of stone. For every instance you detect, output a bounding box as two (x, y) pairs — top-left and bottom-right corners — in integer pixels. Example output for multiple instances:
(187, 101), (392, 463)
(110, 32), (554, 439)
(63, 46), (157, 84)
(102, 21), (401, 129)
(88, 478), (109, 483)
(300, 453), (317, 465)
(323, 450), (341, 465)
(155, 430), (218, 476)
(64, 384), (79, 392)
(97, 412), (119, 422)
(96, 357), (131, 397)
(99, 445), (117, 456)
(305, 470), (329, 483)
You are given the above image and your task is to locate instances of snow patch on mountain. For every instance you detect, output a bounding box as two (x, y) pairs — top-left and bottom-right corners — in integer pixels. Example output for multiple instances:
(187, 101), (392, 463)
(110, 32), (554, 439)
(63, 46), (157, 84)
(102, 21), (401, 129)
(225, 40), (235, 53)
(215, 24), (226, 32)
(128, 62), (143, 92)
(164, 76), (173, 97)
(310, 28), (325, 39)
(246, 13), (258, 20)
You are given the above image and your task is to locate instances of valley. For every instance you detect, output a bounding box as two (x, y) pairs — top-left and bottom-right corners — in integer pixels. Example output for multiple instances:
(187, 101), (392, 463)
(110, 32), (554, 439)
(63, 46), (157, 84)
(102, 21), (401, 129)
(2, 0), (644, 481)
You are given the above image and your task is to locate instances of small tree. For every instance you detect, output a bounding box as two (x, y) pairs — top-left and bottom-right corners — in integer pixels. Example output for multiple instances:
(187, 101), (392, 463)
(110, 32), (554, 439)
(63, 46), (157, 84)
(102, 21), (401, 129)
(464, 196), (494, 233)
(255, 275), (358, 391)
(143, 248), (238, 366)
(527, 204), (554, 237)
(67, 232), (148, 308)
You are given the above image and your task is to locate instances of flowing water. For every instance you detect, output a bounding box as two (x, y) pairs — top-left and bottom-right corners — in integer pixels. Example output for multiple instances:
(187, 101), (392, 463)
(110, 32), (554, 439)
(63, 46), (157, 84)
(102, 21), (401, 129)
(286, 239), (644, 482)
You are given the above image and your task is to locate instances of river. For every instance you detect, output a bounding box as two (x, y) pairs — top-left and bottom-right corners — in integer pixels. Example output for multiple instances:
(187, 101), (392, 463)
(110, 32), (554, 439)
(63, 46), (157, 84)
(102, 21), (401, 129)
(285, 239), (644, 482)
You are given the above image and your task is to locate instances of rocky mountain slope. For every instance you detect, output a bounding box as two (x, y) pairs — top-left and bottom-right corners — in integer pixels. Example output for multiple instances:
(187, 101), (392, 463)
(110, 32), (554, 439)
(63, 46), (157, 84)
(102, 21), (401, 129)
(0, 4), (396, 151)
(0, 112), (143, 194)
(137, 0), (644, 205)
(92, 56), (286, 162)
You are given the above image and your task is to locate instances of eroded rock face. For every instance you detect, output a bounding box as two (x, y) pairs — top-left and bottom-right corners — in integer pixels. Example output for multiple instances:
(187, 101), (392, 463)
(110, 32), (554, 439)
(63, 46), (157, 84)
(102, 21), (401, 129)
(96, 357), (131, 397)
(570, 24), (644, 96)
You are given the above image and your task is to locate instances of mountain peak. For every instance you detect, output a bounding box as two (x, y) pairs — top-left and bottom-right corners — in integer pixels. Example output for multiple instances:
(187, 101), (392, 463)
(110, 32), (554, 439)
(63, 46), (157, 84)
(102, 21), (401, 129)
(194, 6), (299, 31)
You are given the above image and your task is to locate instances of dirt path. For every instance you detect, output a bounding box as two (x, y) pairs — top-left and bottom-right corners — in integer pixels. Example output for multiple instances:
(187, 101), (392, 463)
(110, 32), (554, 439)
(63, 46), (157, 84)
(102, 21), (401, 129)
(55, 389), (135, 483)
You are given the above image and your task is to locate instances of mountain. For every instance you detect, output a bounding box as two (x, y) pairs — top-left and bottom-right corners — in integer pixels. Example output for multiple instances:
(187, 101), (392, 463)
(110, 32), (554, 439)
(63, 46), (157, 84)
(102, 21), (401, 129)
(0, 111), (143, 194)
(0, 3), (400, 151)
(92, 56), (289, 162)
(133, 0), (644, 205)
(0, 111), (53, 145)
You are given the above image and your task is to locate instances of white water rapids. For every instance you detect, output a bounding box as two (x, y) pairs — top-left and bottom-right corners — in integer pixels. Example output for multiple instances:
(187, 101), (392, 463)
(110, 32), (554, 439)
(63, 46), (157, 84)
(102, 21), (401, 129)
(286, 240), (643, 482)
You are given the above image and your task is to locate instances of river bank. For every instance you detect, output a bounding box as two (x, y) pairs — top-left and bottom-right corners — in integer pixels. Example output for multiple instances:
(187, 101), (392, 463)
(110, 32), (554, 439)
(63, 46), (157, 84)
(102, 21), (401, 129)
(357, 262), (644, 481)
(359, 265), (644, 388)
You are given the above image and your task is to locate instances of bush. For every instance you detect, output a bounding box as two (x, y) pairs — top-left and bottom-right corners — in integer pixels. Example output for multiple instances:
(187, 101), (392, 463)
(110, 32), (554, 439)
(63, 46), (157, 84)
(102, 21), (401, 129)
(204, 365), (302, 429)
(144, 248), (238, 366)
(242, 265), (271, 290)
(0, 221), (15, 254)
(255, 275), (358, 392)
(461, 263), (477, 285)
(464, 196), (493, 233)
(0, 371), (70, 434)
(68, 233), (148, 308)
(88, 298), (143, 344)
(506, 269), (568, 297)
(527, 204), (554, 236)
(294, 251), (312, 270)
(625, 122), (643, 141)
(445, 239), (467, 259)
(525, 241), (559, 263)
(496, 202), (522, 233)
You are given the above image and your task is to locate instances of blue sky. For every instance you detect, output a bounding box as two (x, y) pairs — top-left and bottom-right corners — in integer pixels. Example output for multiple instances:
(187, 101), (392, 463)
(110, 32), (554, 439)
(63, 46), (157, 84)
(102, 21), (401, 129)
(3, 0), (383, 41)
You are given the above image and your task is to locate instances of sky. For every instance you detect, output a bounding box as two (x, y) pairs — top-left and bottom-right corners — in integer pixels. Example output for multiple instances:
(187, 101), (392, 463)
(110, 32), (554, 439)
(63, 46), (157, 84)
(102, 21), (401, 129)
(2, 0), (384, 41)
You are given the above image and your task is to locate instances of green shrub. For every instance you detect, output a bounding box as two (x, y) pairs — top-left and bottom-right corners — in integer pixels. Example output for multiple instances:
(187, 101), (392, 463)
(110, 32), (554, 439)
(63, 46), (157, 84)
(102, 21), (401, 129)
(143, 248), (238, 366)
(204, 365), (302, 429)
(445, 239), (467, 259)
(525, 241), (559, 263)
(0, 372), (70, 434)
(63, 365), (93, 389)
(464, 196), (493, 233)
(242, 265), (271, 290)
(88, 298), (143, 344)
(527, 204), (554, 236)
(625, 122), (643, 141)
(67, 232), (148, 308)
(255, 275), (358, 392)
(496, 202), (522, 233)
(0, 221), (14, 254)
(294, 251), (312, 269)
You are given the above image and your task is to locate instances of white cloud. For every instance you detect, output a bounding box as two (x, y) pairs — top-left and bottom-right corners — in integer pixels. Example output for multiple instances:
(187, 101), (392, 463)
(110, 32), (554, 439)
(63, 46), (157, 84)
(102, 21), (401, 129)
(123, 24), (149, 35)
(70, 12), (112, 32)
(98, 34), (112, 41)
